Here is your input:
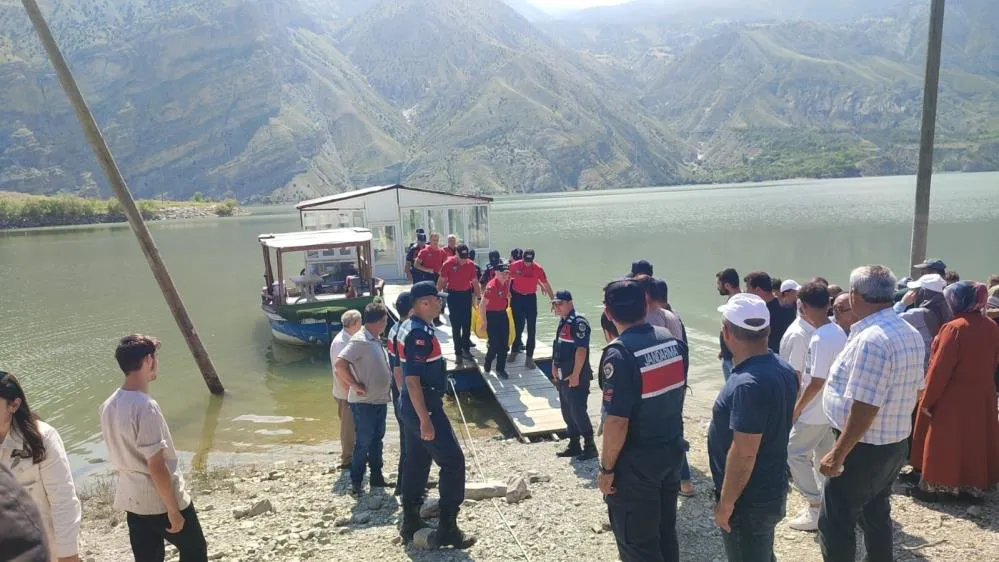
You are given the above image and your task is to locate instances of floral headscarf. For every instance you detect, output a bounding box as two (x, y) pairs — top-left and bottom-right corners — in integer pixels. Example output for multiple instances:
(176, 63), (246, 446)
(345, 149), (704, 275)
(943, 281), (988, 314)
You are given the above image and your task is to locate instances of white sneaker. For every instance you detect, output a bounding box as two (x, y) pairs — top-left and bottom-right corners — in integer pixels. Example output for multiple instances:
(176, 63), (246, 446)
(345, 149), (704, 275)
(787, 506), (820, 532)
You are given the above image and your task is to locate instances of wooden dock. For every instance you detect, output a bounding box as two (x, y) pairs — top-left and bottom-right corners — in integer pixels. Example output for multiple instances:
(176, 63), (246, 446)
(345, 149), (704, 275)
(383, 283), (566, 439)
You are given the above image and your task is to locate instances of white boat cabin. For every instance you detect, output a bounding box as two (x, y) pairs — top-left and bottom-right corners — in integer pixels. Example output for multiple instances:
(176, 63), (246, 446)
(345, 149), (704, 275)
(296, 184), (493, 281)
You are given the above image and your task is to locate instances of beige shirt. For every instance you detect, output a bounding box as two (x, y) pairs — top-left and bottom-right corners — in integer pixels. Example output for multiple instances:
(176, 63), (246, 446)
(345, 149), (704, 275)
(338, 327), (392, 405)
(99, 389), (191, 515)
(330, 329), (353, 400)
(0, 420), (81, 559)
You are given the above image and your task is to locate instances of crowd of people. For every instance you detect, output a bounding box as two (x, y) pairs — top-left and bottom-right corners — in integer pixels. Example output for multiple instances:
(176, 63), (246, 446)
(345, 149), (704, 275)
(3, 234), (999, 562)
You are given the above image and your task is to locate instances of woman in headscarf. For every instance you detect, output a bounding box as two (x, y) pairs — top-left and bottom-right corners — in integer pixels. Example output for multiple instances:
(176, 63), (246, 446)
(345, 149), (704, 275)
(908, 282), (999, 503)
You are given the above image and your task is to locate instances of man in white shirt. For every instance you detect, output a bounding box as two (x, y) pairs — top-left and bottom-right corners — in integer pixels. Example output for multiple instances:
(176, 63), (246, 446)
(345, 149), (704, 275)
(785, 283), (846, 531)
(99, 334), (207, 561)
(331, 310), (363, 470)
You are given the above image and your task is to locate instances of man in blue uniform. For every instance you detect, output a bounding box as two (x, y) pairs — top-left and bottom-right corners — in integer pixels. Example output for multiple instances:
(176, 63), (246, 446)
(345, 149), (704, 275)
(397, 281), (476, 549)
(404, 229), (427, 282)
(386, 292), (412, 497)
(480, 250), (503, 285)
(597, 279), (689, 562)
(551, 290), (597, 461)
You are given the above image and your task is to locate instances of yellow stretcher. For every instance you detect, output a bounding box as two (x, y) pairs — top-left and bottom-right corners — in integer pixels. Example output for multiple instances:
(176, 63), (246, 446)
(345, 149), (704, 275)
(471, 306), (515, 346)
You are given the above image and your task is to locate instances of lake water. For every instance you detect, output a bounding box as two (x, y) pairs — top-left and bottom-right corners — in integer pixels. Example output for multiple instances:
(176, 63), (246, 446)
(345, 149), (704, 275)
(2, 173), (998, 476)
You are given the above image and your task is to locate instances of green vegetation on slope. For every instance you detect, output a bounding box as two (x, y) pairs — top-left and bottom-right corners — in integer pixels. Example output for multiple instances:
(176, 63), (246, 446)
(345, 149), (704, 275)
(0, 192), (240, 229)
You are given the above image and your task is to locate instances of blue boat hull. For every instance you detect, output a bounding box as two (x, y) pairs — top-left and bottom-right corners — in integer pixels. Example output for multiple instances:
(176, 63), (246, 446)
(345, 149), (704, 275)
(268, 317), (341, 347)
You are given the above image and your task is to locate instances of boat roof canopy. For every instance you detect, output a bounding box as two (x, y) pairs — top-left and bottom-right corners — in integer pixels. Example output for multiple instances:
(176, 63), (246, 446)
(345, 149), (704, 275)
(258, 227), (373, 252)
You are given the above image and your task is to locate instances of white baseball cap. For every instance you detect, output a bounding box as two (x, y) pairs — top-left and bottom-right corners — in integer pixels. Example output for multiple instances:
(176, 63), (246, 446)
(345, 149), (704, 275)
(780, 279), (801, 293)
(718, 293), (771, 331)
(907, 274), (946, 294)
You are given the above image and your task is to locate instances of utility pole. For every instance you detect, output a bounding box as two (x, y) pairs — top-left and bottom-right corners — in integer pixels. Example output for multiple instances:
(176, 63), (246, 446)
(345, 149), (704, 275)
(909, 0), (946, 278)
(21, 0), (225, 394)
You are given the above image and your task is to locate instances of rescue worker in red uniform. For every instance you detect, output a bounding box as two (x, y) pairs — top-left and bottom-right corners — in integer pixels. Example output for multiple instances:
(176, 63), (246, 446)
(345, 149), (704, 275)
(508, 249), (554, 369)
(437, 244), (480, 364)
(478, 263), (512, 379)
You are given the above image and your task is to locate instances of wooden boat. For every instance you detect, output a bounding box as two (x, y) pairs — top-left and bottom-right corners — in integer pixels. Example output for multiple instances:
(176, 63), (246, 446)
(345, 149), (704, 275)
(259, 228), (384, 346)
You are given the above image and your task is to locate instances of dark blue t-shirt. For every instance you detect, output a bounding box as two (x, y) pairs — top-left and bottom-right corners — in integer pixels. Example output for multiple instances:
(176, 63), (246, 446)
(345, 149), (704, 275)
(707, 352), (798, 504)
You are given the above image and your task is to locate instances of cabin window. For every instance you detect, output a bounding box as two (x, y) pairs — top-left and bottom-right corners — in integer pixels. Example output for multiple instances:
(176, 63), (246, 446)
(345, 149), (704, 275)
(401, 208), (422, 244)
(428, 209), (447, 238)
(467, 205), (489, 250)
(447, 209), (467, 243)
(372, 225), (397, 267)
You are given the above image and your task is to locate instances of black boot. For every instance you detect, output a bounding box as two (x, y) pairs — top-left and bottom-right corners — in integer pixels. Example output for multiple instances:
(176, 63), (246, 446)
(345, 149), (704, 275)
(399, 504), (427, 543)
(577, 437), (598, 461)
(370, 471), (394, 488)
(556, 440), (582, 458)
(434, 510), (476, 549)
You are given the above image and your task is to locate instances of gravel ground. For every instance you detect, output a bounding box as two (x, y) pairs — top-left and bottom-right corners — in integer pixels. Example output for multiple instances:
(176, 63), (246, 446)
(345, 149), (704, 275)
(78, 408), (998, 562)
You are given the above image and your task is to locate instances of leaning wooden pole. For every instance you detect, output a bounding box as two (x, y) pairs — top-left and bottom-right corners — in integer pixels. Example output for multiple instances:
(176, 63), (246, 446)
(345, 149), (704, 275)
(909, 0), (946, 278)
(21, 0), (225, 394)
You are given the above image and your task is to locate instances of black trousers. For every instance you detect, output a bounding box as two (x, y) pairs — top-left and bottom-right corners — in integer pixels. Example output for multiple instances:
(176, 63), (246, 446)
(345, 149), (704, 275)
(606, 446), (683, 562)
(391, 384), (407, 493)
(447, 289), (473, 355)
(511, 291), (538, 356)
(557, 374), (593, 440)
(484, 310), (510, 372)
(127, 504), (207, 562)
(398, 392), (466, 512)
(818, 438), (908, 562)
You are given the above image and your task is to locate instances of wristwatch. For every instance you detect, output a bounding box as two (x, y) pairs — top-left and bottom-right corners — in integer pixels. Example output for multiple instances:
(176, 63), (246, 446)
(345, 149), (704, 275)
(599, 465), (614, 475)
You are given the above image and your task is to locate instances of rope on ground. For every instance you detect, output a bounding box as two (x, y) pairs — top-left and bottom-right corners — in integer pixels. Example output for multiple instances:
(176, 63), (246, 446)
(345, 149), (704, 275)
(448, 377), (533, 562)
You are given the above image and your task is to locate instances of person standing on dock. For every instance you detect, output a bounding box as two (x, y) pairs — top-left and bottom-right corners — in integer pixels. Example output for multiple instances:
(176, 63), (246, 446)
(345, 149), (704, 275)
(331, 310), (363, 471)
(508, 248), (554, 369)
(99, 335), (208, 562)
(480, 250), (503, 286)
(335, 303), (393, 496)
(386, 292), (412, 497)
(438, 244), (481, 365)
(597, 279), (689, 562)
(444, 234), (458, 257)
(397, 281), (476, 550)
(416, 233), (448, 325)
(479, 263), (512, 379)
(404, 229), (427, 282)
(551, 290), (597, 461)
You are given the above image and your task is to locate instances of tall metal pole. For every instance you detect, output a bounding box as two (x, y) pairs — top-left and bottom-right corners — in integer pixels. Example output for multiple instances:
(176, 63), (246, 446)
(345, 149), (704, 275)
(909, 0), (946, 278)
(21, 0), (225, 394)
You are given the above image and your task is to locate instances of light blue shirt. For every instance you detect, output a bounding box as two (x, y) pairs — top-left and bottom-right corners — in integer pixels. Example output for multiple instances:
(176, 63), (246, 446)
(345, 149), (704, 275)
(822, 307), (925, 445)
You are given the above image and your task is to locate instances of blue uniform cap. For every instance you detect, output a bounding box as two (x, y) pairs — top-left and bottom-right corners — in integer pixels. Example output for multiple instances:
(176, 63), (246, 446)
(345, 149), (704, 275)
(493, 261), (509, 273)
(630, 259), (653, 277)
(411, 280), (447, 300)
(511, 248), (523, 261)
(551, 289), (572, 303)
(915, 258), (946, 272)
(416, 232), (428, 242)
(395, 291), (413, 316)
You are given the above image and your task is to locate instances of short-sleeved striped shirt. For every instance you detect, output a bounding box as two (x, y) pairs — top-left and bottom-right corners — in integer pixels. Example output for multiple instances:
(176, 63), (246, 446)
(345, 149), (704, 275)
(822, 307), (925, 445)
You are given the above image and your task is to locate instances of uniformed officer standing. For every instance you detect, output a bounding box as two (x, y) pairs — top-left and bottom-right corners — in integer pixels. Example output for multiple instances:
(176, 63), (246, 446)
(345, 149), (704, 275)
(397, 281), (476, 549)
(386, 291), (412, 497)
(404, 229), (427, 282)
(480, 250), (503, 286)
(508, 248), (554, 369)
(438, 244), (481, 364)
(478, 263), (512, 379)
(551, 290), (598, 460)
(598, 279), (689, 562)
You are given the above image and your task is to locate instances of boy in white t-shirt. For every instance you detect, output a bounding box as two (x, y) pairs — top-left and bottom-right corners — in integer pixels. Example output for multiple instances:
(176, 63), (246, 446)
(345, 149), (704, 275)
(786, 284), (848, 532)
(99, 335), (207, 561)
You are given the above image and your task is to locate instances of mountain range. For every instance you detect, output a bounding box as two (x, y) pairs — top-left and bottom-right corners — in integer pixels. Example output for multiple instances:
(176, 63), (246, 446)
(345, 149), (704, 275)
(0, 0), (996, 201)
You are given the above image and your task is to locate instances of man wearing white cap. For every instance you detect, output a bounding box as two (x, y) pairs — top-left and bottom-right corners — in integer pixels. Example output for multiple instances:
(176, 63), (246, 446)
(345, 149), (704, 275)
(778, 279), (801, 308)
(893, 273), (952, 370)
(708, 294), (799, 561)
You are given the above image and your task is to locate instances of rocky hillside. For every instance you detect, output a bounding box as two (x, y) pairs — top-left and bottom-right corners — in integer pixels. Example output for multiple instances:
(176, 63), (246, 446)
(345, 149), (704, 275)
(0, 0), (996, 200)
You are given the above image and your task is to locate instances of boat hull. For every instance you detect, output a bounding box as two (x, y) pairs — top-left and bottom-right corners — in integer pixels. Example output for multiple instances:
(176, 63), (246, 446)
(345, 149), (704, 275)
(264, 309), (341, 347)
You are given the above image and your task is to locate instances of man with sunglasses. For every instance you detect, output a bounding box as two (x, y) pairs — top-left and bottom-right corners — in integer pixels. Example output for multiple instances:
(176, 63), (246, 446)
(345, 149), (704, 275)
(396, 281), (475, 550)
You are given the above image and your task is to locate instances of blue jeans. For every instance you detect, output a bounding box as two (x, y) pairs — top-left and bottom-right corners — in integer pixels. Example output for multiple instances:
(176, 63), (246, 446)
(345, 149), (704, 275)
(350, 403), (387, 487)
(722, 358), (734, 381)
(720, 496), (785, 562)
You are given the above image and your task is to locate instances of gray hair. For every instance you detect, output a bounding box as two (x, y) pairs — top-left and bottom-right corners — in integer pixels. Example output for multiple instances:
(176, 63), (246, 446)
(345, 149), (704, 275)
(341, 309), (362, 328)
(849, 265), (897, 304)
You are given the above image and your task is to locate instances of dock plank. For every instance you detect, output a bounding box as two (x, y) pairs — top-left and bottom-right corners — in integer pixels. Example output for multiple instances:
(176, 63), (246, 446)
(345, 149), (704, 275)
(384, 283), (565, 438)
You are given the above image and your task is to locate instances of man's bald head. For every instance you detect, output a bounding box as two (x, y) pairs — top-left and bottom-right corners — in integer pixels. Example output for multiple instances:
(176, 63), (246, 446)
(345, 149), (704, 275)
(832, 293), (857, 333)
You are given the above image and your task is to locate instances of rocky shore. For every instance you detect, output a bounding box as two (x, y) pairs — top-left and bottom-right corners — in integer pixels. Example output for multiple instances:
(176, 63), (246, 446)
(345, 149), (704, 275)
(77, 411), (997, 562)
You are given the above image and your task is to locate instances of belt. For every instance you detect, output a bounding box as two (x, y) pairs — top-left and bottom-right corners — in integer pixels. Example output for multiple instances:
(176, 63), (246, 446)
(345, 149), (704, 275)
(512, 290), (535, 297)
(447, 288), (472, 294)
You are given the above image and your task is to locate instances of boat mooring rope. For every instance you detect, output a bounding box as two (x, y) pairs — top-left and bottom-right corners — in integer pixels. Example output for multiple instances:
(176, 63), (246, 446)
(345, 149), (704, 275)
(448, 377), (533, 562)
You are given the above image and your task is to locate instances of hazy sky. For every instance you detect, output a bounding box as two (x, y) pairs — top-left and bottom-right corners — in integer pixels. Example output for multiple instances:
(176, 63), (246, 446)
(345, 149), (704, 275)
(529, 0), (632, 10)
